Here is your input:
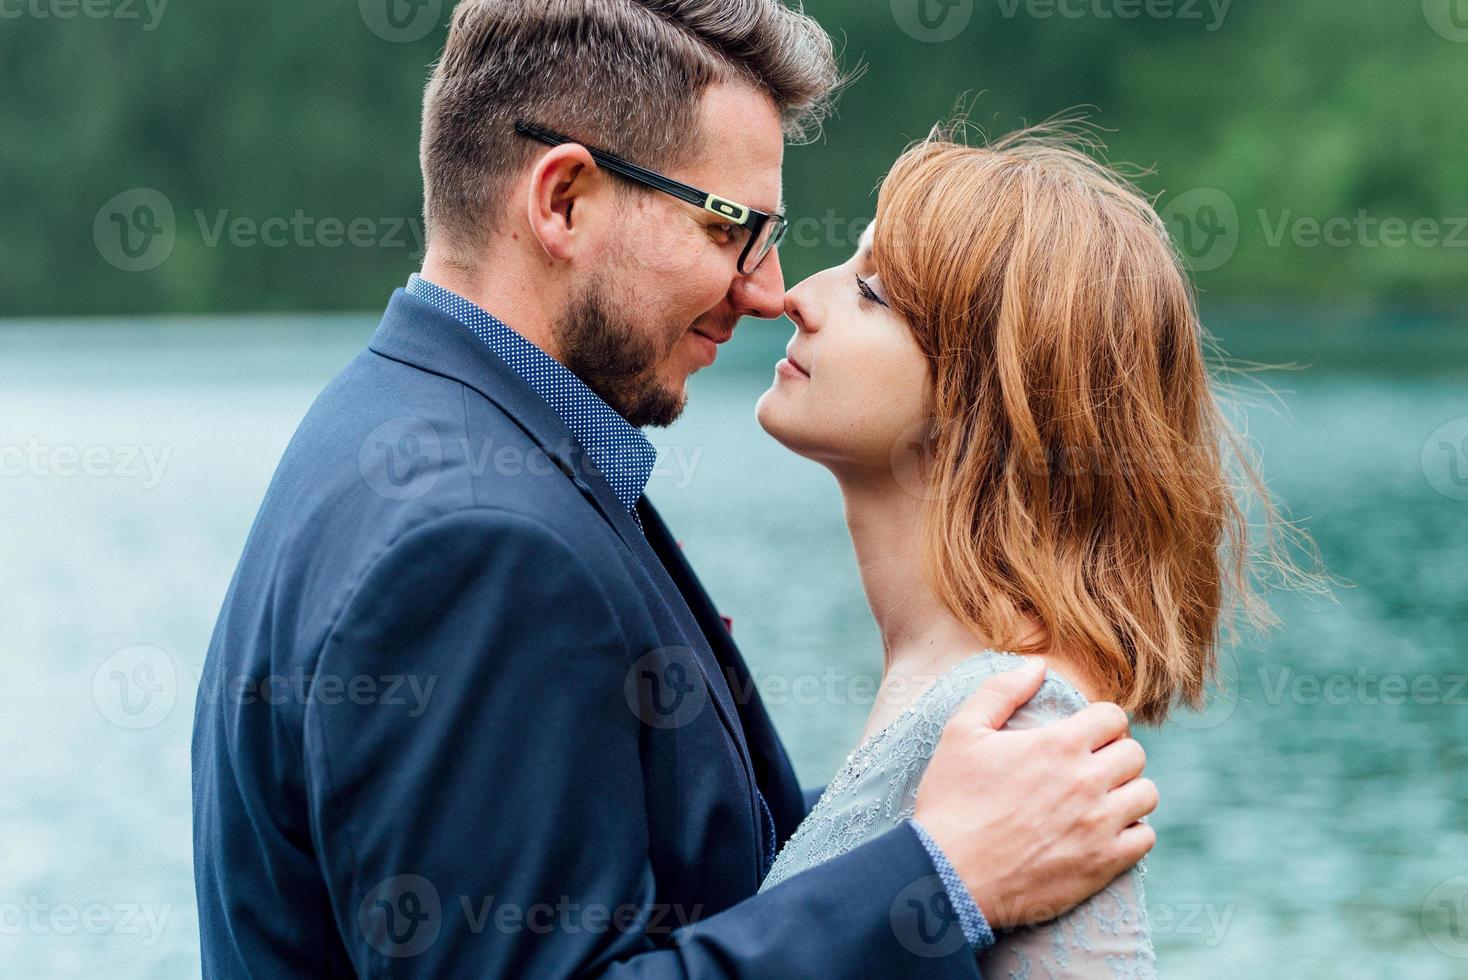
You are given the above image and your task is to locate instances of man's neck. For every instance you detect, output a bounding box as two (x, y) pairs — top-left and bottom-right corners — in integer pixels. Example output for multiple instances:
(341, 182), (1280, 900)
(418, 243), (564, 361)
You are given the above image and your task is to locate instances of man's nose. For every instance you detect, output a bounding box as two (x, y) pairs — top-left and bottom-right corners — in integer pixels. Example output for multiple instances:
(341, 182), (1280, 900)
(729, 246), (786, 320)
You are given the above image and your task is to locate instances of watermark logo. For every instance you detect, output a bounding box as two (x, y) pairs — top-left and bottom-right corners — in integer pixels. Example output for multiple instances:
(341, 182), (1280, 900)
(94, 189), (426, 273)
(1255, 666), (1468, 708)
(358, 417), (443, 501)
(1258, 210), (1467, 250)
(92, 645), (177, 730)
(1148, 901), (1235, 947)
(0, 898), (172, 946)
(359, 0), (441, 43)
(0, 0), (169, 31)
(1158, 191), (1464, 270)
(359, 875), (442, 958)
(93, 188), (175, 273)
(623, 647), (708, 730)
(1159, 188), (1239, 272)
(1424, 0), (1468, 42)
(891, 0), (974, 43)
(994, 0), (1232, 31)
(1422, 417), (1468, 501)
(0, 438), (171, 487)
(193, 209), (425, 256)
(890, 875), (968, 958)
(785, 211), (873, 251)
(1423, 874), (1468, 958)
(891, 417), (951, 502)
(198, 668), (438, 717)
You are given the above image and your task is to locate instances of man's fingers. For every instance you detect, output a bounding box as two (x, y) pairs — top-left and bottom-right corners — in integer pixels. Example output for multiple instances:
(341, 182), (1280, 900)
(1114, 820), (1158, 869)
(1093, 736), (1146, 789)
(1107, 777), (1160, 826)
(1051, 701), (1130, 751)
(949, 658), (1047, 733)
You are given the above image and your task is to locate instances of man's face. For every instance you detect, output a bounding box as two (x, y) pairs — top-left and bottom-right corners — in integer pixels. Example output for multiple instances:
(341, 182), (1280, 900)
(557, 83), (788, 427)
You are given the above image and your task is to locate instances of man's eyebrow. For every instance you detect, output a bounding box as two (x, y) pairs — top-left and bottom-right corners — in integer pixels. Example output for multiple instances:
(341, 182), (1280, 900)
(754, 183), (785, 216)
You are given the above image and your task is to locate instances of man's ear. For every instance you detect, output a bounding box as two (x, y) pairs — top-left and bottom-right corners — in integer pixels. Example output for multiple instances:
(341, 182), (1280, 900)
(525, 143), (603, 262)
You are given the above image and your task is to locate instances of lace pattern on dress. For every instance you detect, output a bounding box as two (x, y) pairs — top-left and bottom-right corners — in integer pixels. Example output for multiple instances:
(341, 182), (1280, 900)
(758, 652), (1156, 979)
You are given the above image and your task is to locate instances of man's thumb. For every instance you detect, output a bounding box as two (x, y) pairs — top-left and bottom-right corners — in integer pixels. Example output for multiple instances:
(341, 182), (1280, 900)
(955, 658), (1046, 733)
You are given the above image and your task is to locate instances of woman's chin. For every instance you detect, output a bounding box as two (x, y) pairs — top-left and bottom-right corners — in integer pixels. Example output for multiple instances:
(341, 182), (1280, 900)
(754, 387), (785, 440)
(755, 388), (815, 457)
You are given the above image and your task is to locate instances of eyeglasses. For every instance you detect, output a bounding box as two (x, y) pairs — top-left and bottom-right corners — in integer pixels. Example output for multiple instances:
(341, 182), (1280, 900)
(515, 120), (787, 276)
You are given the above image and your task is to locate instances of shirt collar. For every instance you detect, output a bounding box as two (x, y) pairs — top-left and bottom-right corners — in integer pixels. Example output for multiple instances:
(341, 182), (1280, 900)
(406, 274), (656, 519)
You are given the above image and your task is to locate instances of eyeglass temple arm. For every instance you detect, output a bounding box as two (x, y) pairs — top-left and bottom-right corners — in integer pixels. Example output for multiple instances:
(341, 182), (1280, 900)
(514, 121), (758, 227)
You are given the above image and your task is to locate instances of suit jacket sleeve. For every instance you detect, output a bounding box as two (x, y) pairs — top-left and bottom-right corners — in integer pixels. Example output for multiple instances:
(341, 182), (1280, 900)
(303, 508), (980, 978)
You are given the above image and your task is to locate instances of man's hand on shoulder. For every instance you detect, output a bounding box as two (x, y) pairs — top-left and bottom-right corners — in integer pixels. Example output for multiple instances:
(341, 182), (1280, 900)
(913, 660), (1158, 929)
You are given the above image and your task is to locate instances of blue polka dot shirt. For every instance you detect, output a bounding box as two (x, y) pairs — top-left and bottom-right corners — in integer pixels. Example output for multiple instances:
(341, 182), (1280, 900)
(407, 274), (657, 528)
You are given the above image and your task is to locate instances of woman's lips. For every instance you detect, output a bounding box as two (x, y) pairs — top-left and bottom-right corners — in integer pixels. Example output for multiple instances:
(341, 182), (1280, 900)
(777, 354), (810, 381)
(784, 349), (811, 376)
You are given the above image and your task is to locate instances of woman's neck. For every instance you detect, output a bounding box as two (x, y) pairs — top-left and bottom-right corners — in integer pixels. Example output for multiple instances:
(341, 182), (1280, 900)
(835, 469), (994, 741)
(834, 467), (1098, 744)
(838, 471), (983, 677)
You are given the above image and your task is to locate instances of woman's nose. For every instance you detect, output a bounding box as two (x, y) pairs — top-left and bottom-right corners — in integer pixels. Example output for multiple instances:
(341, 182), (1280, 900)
(784, 276), (819, 333)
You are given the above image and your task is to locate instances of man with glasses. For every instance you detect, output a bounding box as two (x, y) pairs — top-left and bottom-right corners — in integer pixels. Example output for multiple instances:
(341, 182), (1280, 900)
(514, 121), (790, 279)
(192, 2), (1155, 977)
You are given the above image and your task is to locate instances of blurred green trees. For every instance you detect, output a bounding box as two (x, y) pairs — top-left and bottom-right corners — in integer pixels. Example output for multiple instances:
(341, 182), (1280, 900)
(1, 0), (1463, 315)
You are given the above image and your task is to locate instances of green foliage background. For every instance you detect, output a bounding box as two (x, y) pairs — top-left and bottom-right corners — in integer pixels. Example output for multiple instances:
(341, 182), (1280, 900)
(1, 0), (1464, 316)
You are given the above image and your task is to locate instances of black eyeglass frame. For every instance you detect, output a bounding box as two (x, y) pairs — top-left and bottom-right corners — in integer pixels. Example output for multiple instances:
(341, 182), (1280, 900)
(515, 120), (787, 275)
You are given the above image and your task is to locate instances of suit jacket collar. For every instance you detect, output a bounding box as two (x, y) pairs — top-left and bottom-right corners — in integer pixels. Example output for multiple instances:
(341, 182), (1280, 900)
(368, 291), (770, 836)
(404, 274), (656, 517)
(369, 290), (636, 538)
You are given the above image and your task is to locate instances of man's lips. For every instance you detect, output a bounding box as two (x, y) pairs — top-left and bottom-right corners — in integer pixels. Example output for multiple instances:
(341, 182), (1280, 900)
(692, 325), (734, 345)
(687, 325), (730, 368)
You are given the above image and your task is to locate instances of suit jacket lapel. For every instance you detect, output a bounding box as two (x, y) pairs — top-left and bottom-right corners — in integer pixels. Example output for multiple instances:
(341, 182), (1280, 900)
(637, 499), (809, 844)
(368, 290), (757, 786)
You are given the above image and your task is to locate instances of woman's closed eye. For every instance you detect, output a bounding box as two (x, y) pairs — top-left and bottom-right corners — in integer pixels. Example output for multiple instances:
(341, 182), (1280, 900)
(855, 274), (889, 308)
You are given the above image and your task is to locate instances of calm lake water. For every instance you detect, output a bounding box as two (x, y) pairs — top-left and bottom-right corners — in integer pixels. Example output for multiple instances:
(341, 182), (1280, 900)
(2, 312), (1465, 978)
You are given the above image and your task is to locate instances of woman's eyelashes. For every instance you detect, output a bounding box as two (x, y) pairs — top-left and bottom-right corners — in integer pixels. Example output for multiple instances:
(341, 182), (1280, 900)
(855, 274), (889, 308)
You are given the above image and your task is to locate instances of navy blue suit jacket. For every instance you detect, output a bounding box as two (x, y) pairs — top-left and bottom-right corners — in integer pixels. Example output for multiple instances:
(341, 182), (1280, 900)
(191, 291), (981, 978)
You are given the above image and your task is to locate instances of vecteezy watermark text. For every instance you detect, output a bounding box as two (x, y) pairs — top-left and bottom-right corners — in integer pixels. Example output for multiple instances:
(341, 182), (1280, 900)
(994, 0), (1232, 31)
(94, 188), (426, 273)
(1161, 188), (1468, 272)
(0, 898), (172, 947)
(198, 669), (438, 718)
(0, 438), (170, 488)
(1259, 210), (1468, 250)
(0, 0), (167, 31)
(194, 210), (425, 255)
(358, 418), (705, 502)
(357, 874), (703, 958)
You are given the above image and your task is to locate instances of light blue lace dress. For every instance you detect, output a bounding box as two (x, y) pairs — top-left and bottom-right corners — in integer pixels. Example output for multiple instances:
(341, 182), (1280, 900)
(759, 652), (1156, 978)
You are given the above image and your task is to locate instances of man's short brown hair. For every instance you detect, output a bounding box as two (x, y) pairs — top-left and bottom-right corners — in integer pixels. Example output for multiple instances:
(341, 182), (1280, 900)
(420, 0), (842, 255)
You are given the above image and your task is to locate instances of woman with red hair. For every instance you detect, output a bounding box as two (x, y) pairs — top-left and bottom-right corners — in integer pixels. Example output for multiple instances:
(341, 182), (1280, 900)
(757, 122), (1305, 975)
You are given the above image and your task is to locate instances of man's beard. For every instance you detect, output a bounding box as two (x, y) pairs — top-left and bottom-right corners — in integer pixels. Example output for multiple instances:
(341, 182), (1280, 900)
(556, 280), (687, 428)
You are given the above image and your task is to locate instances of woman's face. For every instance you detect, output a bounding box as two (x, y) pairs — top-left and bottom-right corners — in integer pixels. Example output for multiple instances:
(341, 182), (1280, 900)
(756, 223), (933, 477)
